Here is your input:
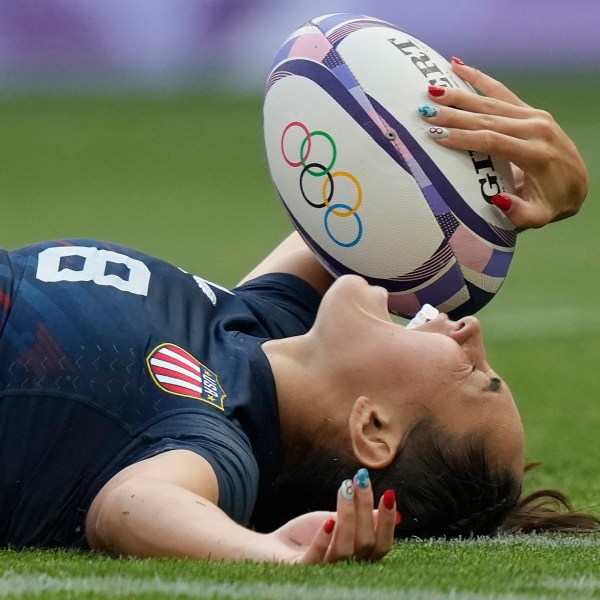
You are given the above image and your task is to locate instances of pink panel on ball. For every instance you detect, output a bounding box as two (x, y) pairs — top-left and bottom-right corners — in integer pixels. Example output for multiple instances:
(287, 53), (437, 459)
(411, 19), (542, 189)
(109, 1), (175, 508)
(388, 292), (421, 318)
(449, 225), (493, 272)
(289, 33), (331, 62)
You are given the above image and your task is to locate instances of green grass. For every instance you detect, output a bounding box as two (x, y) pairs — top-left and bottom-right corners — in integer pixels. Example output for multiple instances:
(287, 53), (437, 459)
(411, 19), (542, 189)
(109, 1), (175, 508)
(1, 73), (600, 598)
(1, 536), (600, 598)
(1, 93), (286, 285)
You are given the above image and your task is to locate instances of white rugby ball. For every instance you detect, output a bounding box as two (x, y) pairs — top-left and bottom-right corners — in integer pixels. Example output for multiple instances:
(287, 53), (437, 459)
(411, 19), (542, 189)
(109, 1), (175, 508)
(264, 13), (516, 318)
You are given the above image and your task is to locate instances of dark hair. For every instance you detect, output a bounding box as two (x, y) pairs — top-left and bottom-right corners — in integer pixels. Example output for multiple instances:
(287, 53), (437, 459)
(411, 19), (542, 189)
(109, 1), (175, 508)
(251, 419), (599, 537)
(501, 463), (599, 534)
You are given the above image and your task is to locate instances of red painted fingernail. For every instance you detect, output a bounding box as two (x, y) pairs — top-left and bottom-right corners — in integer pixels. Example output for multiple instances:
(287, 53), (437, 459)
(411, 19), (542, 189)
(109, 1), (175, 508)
(383, 490), (396, 510)
(324, 518), (335, 534)
(451, 56), (465, 66)
(428, 85), (446, 97)
(396, 511), (402, 526)
(492, 193), (512, 212)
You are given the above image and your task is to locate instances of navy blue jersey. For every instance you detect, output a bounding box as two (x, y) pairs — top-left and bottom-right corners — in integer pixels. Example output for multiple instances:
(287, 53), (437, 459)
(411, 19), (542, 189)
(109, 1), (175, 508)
(0, 239), (321, 549)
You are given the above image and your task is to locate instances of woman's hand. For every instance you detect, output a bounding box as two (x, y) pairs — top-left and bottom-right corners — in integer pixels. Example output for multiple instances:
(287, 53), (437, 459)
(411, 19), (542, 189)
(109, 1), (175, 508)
(264, 469), (399, 564)
(419, 58), (588, 230)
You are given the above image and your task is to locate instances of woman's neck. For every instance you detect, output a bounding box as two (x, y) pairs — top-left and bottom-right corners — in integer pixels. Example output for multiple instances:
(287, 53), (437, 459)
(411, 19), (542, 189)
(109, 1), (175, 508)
(261, 335), (350, 459)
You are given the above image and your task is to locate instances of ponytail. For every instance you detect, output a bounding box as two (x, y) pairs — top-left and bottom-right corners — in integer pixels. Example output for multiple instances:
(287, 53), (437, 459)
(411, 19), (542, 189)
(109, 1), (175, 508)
(502, 464), (600, 534)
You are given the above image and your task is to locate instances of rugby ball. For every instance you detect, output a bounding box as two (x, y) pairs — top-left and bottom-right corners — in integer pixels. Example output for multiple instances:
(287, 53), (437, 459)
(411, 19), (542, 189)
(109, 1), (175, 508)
(263, 13), (516, 319)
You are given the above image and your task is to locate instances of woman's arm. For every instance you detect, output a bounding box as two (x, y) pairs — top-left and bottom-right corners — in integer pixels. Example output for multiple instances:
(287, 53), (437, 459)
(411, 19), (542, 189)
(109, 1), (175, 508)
(238, 231), (334, 295)
(86, 449), (397, 563)
(420, 59), (588, 230)
(86, 450), (256, 561)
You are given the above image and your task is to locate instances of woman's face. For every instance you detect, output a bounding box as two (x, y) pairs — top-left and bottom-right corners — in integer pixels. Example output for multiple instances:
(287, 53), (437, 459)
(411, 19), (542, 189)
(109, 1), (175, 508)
(312, 275), (525, 473)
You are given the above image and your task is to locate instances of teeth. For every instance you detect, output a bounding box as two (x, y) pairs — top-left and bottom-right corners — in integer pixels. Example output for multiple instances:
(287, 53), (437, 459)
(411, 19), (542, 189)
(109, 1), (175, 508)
(406, 304), (440, 329)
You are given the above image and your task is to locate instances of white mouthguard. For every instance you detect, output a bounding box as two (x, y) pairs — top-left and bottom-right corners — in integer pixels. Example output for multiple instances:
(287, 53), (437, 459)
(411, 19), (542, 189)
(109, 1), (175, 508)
(406, 304), (440, 329)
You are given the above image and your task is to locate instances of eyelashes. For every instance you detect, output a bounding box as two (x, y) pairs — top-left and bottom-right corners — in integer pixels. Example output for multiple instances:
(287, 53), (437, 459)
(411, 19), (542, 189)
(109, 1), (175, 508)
(472, 365), (503, 393)
(489, 377), (502, 392)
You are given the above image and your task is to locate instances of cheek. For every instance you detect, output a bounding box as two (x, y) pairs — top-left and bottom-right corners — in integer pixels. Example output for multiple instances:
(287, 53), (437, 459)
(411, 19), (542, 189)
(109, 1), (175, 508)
(373, 333), (462, 395)
(398, 350), (460, 400)
(408, 342), (462, 380)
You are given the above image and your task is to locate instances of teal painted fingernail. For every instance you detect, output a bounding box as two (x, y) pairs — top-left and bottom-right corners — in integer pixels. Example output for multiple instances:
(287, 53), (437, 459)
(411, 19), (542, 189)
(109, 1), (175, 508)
(418, 104), (439, 117)
(356, 468), (370, 489)
(428, 126), (449, 139)
(341, 479), (354, 501)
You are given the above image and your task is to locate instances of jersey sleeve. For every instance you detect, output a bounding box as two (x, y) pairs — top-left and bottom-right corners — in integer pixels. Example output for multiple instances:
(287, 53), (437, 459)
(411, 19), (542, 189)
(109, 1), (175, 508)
(232, 273), (322, 339)
(122, 411), (260, 525)
(0, 249), (22, 335)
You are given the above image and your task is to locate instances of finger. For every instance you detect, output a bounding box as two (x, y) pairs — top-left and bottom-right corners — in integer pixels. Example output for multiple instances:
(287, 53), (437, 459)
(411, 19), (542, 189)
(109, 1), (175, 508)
(352, 468), (377, 560)
(325, 479), (356, 562)
(427, 85), (531, 120)
(299, 517), (336, 564)
(450, 59), (530, 108)
(283, 511), (335, 547)
(418, 104), (539, 141)
(426, 126), (538, 171)
(370, 489), (399, 561)
(491, 193), (555, 230)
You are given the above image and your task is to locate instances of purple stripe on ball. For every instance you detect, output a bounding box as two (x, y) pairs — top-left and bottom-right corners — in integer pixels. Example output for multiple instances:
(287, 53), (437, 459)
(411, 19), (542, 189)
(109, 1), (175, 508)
(313, 14), (366, 34)
(483, 248), (513, 277)
(415, 262), (465, 306)
(369, 98), (514, 249)
(422, 184), (452, 217)
(331, 63), (361, 90)
(271, 37), (297, 69)
(314, 16), (406, 50)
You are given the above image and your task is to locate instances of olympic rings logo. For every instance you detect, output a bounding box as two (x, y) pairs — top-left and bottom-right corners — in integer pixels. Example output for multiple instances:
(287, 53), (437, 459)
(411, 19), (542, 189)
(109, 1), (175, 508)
(281, 121), (363, 247)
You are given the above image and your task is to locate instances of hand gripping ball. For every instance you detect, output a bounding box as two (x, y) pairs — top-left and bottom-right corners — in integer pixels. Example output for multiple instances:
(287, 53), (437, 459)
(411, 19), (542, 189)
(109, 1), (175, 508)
(263, 13), (516, 318)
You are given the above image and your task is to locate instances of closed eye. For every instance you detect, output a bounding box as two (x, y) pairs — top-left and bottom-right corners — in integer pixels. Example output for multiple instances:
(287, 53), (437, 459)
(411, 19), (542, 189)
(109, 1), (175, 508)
(472, 365), (503, 393)
(487, 377), (503, 393)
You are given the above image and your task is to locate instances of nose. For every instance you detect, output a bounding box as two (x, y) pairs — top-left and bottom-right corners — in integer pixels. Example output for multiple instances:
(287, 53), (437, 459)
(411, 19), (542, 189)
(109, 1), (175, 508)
(447, 316), (489, 368)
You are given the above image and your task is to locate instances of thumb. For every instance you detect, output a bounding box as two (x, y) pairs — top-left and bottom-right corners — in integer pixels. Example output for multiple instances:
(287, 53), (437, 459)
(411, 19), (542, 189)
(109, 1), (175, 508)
(491, 193), (553, 231)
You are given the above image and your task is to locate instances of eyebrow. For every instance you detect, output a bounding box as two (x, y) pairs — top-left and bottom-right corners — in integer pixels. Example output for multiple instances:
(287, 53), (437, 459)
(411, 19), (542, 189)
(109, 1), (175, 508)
(484, 377), (503, 393)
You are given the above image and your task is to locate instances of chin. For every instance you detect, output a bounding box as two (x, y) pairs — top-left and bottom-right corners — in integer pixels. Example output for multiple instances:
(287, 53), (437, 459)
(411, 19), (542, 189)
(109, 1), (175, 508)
(321, 275), (392, 325)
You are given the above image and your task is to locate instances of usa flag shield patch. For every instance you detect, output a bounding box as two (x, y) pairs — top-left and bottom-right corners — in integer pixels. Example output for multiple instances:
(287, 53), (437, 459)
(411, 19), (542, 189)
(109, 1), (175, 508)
(146, 343), (226, 410)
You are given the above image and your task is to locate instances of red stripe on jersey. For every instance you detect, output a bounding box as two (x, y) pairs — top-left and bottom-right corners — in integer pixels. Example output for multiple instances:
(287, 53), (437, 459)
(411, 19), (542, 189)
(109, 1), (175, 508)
(154, 350), (200, 375)
(151, 365), (202, 388)
(163, 344), (201, 367)
(0, 291), (11, 312)
(161, 382), (201, 397)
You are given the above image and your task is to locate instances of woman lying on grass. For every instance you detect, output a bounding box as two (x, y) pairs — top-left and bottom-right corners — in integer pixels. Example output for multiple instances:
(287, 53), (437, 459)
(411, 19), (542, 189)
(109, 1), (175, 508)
(0, 62), (597, 563)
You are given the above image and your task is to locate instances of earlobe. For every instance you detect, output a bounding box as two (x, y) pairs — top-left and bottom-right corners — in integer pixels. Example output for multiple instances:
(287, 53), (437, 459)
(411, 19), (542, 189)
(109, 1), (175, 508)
(348, 396), (400, 469)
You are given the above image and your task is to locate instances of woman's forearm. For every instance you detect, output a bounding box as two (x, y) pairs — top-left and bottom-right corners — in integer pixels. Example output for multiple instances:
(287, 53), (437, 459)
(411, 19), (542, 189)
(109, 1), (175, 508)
(88, 475), (272, 562)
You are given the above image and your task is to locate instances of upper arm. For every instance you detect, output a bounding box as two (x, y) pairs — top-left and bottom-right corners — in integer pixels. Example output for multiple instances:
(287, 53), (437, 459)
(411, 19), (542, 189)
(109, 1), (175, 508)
(238, 232), (333, 295)
(86, 450), (219, 548)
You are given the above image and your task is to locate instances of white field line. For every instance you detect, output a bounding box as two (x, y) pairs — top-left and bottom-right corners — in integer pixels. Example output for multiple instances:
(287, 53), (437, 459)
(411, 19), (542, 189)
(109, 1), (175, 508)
(544, 577), (600, 592)
(0, 574), (548, 600)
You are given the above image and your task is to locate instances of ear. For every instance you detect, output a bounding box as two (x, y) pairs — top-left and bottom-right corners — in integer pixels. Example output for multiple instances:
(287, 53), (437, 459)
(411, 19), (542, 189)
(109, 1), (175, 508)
(348, 396), (401, 469)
